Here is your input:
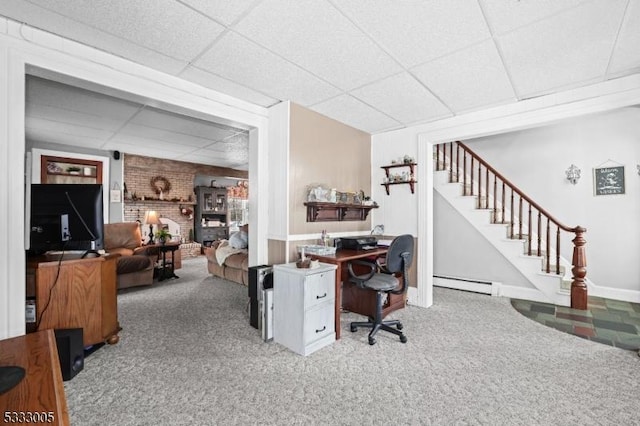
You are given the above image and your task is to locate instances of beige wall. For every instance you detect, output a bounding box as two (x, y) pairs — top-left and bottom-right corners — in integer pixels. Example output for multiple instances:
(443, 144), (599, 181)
(289, 103), (372, 235)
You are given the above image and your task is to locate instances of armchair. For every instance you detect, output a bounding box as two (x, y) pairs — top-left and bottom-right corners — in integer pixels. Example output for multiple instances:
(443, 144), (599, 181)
(347, 234), (414, 345)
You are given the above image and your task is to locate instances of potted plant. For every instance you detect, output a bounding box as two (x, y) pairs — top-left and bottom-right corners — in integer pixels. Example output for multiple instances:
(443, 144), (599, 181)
(155, 228), (172, 245)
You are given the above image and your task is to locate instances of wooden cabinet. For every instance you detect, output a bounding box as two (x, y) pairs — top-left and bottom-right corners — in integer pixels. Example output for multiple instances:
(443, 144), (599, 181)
(41, 155), (102, 184)
(381, 162), (417, 194)
(273, 262), (337, 356)
(26, 254), (120, 347)
(194, 186), (229, 246)
(0, 330), (70, 425)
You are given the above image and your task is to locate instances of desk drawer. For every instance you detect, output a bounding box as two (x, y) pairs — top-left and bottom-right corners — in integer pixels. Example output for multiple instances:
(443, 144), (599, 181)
(303, 270), (335, 309)
(304, 301), (334, 345)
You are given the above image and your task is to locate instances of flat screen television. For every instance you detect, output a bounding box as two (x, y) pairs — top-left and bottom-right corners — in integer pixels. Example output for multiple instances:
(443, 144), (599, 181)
(28, 184), (104, 257)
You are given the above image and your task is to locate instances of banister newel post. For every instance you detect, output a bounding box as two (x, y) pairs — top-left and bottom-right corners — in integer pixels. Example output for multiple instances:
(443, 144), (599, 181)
(570, 226), (588, 310)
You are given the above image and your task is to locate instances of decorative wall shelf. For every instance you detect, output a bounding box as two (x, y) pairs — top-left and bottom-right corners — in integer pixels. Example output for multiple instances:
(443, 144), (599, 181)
(381, 162), (417, 195)
(124, 199), (196, 205)
(304, 202), (378, 222)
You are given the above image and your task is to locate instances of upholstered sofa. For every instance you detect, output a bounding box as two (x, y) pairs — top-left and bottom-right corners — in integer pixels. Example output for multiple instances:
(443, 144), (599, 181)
(103, 222), (154, 289)
(204, 240), (248, 285)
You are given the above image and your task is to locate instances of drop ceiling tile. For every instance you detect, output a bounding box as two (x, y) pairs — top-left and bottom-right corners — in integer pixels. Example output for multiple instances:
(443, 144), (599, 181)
(334, 0), (490, 68)
(27, 77), (141, 121)
(234, 0), (402, 90)
(608, 0), (640, 75)
(179, 0), (258, 25)
(497, 0), (627, 97)
(109, 134), (196, 154)
(130, 108), (239, 141)
(25, 0), (225, 61)
(179, 66), (279, 107)
(350, 72), (451, 125)
(311, 95), (401, 133)
(479, 0), (587, 34)
(26, 127), (107, 149)
(118, 123), (217, 148)
(412, 40), (515, 112)
(27, 104), (127, 132)
(193, 32), (342, 106)
(26, 117), (115, 141)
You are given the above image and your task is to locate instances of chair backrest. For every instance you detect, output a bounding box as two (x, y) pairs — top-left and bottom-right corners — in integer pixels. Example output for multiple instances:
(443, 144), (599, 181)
(385, 234), (414, 274)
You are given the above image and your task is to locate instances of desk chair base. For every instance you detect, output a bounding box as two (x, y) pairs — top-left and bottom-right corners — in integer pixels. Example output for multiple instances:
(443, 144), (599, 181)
(349, 291), (407, 345)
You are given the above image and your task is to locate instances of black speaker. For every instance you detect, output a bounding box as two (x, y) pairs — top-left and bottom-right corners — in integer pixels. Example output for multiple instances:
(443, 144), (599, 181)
(112, 150), (121, 160)
(54, 328), (84, 381)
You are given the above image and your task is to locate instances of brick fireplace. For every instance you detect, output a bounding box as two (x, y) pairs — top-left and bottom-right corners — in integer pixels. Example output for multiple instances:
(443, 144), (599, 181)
(122, 154), (247, 243)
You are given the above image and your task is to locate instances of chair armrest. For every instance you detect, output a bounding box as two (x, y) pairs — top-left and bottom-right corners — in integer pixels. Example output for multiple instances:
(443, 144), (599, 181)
(132, 246), (149, 256)
(347, 260), (377, 287)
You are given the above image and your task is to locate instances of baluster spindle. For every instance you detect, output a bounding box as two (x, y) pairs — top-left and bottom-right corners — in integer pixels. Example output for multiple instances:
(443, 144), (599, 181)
(470, 157), (474, 196)
(510, 189), (514, 238)
(456, 144), (460, 182)
(527, 204), (532, 255)
(477, 163), (482, 208)
(537, 212), (542, 257)
(463, 152), (467, 195)
(501, 181), (505, 224)
(518, 196), (523, 239)
(556, 226), (561, 275)
(546, 218), (551, 273)
(449, 142), (453, 182)
(493, 175), (497, 222)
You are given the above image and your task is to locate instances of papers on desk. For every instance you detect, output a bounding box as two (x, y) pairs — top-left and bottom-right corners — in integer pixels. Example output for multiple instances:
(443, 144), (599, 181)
(377, 239), (393, 247)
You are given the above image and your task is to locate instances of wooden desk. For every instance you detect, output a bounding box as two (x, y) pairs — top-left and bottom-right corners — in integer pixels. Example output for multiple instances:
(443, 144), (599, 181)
(0, 330), (70, 425)
(310, 247), (405, 339)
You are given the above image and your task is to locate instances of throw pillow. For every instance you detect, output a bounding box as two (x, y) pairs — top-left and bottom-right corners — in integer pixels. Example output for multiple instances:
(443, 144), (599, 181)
(229, 230), (248, 249)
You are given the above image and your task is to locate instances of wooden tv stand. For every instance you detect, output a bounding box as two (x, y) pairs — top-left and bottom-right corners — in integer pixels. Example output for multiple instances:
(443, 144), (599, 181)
(26, 253), (121, 347)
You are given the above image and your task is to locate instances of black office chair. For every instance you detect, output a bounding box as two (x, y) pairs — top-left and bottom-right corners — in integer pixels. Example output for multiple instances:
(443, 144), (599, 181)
(347, 234), (414, 345)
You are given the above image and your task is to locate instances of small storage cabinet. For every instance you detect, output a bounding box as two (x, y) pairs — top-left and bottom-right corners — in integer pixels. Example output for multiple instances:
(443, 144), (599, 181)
(273, 262), (337, 356)
(194, 186), (229, 246)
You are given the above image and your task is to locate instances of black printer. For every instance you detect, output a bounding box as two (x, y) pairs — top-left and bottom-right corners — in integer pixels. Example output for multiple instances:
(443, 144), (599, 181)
(338, 236), (378, 250)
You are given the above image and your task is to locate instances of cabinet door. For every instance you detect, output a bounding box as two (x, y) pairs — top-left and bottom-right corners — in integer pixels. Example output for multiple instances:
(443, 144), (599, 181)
(201, 190), (214, 212)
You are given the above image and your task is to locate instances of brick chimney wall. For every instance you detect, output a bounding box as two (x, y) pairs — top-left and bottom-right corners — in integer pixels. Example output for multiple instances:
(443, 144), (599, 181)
(122, 154), (247, 242)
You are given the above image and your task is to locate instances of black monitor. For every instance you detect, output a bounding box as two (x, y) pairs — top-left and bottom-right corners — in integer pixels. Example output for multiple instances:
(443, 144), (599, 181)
(28, 184), (104, 257)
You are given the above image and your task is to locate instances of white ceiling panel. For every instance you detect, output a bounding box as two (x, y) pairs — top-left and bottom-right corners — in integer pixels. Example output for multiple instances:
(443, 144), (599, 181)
(350, 72), (452, 125)
(26, 0), (225, 61)
(234, 0), (402, 90)
(479, 0), (588, 35)
(412, 40), (515, 113)
(608, 0), (640, 75)
(26, 126), (108, 149)
(194, 32), (342, 106)
(2, 1), (639, 167)
(333, 0), (491, 68)
(311, 95), (401, 133)
(129, 108), (241, 141)
(26, 77), (141, 120)
(179, 0), (259, 26)
(179, 66), (279, 107)
(497, 0), (628, 98)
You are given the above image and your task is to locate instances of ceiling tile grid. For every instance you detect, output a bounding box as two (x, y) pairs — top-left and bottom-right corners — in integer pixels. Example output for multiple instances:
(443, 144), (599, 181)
(192, 31), (342, 106)
(2, 0), (639, 167)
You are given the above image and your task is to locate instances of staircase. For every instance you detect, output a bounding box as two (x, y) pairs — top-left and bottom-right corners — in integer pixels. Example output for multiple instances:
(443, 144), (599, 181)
(434, 142), (588, 308)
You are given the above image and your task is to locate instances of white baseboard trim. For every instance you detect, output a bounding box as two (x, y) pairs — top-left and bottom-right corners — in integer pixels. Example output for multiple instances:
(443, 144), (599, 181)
(495, 283), (553, 304)
(588, 284), (640, 303)
(433, 275), (494, 295)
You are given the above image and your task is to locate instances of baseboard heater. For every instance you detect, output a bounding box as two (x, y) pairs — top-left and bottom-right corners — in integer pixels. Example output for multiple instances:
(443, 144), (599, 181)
(433, 275), (494, 295)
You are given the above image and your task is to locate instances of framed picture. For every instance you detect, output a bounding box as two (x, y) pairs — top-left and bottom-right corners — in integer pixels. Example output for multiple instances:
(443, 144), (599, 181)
(593, 165), (625, 196)
(110, 189), (122, 202)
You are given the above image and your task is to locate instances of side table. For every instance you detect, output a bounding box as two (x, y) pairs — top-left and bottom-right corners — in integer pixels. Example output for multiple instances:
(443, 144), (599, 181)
(148, 242), (180, 281)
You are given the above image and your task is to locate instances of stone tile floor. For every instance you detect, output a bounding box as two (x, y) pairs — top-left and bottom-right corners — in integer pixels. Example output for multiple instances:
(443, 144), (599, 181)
(511, 296), (640, 352)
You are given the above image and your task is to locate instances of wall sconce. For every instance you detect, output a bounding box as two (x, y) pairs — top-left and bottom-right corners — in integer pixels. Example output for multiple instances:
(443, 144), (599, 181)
(637, 164), (640, 176)
(565, 164), (581, 185)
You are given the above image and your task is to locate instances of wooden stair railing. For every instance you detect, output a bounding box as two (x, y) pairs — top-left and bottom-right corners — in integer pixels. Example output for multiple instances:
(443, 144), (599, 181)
(435, 141), (588, 309)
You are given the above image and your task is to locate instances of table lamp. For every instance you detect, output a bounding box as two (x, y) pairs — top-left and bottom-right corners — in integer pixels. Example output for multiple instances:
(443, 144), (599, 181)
(144, 210), (161, 245)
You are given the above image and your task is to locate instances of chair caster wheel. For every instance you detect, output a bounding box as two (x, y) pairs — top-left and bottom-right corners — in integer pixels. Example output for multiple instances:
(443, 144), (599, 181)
(400, 335), (407, 343)
(368, 337), (376, 345)
(350, 325), (357, 332)
(396, 323), (403, 330)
